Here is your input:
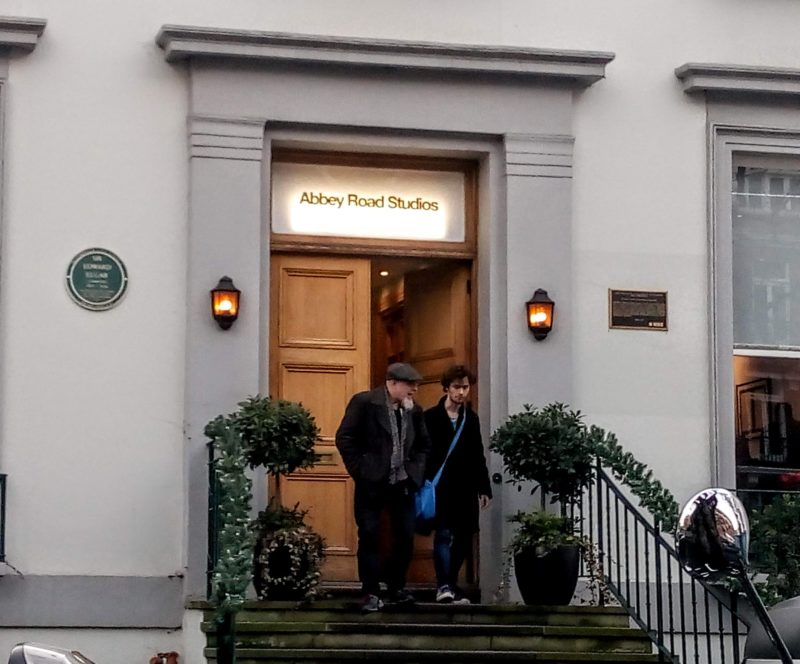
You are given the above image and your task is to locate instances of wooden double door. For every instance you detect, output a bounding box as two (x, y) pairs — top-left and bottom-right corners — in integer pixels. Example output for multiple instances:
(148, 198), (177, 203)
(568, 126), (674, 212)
(269, 253), (472, 584)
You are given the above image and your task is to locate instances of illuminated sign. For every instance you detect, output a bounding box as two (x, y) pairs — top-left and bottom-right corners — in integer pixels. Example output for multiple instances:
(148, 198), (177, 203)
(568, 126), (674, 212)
(271, 162), (465, 242)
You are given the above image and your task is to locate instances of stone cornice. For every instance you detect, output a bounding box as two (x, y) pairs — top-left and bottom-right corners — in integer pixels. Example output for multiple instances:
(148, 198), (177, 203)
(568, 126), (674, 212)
(156, 25), (614, 88)
(0, 17), (46, 53)
(676, 62), (800, 97)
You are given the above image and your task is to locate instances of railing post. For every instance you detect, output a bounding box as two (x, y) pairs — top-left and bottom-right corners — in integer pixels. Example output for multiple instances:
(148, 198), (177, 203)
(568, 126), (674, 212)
(595, 458), (605, 607)
(207, 441), (220, 599)
(654, 518), (665, 658)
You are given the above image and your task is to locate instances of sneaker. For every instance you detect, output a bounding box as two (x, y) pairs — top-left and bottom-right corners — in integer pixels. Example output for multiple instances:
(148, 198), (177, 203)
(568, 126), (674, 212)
(452, 595), (472, 605)
(361, 594), (384, 613)
(386, 588), (416, 605)
(436, 585), (455, 603)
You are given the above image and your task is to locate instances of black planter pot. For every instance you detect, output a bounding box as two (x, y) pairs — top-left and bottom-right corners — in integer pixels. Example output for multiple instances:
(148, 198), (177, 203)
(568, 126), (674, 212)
(513, 544), (580, 605)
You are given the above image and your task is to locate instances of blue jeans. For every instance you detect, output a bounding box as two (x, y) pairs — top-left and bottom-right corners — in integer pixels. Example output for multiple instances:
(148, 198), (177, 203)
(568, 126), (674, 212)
(433, 527), (471, 589)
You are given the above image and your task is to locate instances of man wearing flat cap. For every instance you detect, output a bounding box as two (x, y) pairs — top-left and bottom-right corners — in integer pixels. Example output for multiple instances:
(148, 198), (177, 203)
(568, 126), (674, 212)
(336, 362), (431, 612)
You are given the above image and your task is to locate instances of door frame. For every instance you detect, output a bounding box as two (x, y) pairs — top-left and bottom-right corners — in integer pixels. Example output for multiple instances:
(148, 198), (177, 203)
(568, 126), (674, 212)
(268, 149), (481, 587)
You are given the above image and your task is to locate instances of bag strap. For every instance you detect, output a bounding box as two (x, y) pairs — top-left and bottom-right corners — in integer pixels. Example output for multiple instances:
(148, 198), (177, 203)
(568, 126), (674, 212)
(431, 411), (467, 487)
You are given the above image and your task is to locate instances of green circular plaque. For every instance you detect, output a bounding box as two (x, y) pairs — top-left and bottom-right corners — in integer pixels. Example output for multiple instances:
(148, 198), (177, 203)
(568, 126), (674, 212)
(66, 248), (128, 311)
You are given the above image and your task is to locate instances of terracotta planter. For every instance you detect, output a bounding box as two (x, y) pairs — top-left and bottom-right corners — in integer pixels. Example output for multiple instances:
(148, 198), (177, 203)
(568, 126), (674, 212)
(513, 544), (580, 605)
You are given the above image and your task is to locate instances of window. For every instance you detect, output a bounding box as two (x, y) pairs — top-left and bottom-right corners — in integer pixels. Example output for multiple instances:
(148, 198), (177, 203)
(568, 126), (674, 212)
(732, 155), (800, 509)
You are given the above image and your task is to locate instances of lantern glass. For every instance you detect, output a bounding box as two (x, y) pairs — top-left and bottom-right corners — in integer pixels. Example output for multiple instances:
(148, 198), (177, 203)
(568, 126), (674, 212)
(210, 276), (240, 329)
(525, 289), (555, 339)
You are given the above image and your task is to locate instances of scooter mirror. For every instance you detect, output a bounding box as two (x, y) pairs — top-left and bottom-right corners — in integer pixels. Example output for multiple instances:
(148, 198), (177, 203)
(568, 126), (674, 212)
(675, 487), (750, 581)
(8, 643), (95, 664)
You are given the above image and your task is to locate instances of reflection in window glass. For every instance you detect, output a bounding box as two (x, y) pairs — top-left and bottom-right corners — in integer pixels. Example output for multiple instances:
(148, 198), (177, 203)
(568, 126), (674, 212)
(734, 355), (800, 510)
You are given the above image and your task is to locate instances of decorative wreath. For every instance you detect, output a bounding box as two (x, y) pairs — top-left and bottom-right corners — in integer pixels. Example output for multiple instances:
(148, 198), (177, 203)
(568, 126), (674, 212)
(254, 526), (325, 600)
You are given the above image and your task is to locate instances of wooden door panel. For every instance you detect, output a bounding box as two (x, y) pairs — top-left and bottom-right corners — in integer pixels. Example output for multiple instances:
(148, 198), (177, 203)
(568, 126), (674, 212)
(279, 268), (357, 348)
(280, 474), (356, 580)
(271, 254), (370, 583)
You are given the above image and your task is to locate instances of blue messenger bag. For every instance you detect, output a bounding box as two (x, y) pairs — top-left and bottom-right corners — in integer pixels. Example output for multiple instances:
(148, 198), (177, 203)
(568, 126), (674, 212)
(415, 413), (466, 522)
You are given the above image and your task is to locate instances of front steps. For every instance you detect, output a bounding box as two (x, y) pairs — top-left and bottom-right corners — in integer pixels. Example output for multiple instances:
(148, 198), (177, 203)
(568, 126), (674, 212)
(199, 600), (661, 663)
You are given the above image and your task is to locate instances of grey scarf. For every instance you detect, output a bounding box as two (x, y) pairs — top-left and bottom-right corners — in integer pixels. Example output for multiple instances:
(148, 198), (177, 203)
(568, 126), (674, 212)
(386, 392), (409, 485)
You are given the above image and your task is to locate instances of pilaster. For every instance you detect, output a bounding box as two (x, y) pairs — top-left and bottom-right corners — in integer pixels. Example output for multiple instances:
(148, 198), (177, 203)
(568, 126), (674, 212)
(184, 116), (266, 599)
(503, 134), (574, 411)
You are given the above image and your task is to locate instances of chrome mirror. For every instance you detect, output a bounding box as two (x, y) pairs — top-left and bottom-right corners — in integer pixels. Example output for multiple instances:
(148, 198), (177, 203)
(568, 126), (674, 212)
(8, 643), (95, 664)
(676, 487), (750, 580)
(677, 488), (793, 664)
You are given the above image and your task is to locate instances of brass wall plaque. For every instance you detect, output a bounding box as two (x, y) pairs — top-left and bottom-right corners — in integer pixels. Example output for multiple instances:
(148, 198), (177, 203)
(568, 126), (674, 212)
(609, 289), (667, 331)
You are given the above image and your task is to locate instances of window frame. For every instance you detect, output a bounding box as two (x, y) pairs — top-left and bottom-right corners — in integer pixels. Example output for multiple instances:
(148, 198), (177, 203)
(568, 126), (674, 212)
(712, 126), (800, 487)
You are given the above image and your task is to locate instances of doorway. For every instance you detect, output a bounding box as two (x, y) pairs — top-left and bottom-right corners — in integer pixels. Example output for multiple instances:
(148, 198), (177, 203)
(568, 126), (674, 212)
(270, 252), (475, 587)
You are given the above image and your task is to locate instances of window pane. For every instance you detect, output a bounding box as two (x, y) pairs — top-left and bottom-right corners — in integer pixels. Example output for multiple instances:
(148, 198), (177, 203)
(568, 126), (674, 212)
(734, 355), (800, 510)
(732, 164), (800, 347)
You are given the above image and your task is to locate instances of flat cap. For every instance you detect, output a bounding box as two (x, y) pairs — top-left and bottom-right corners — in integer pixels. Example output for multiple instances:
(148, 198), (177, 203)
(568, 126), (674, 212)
(386, 362), (422, 382)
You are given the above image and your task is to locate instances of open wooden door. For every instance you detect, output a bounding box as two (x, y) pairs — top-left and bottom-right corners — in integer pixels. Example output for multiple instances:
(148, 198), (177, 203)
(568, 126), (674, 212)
(405, 263), (472, 409)
(270, 254), (370, 581)
(403, 262), (473, 584)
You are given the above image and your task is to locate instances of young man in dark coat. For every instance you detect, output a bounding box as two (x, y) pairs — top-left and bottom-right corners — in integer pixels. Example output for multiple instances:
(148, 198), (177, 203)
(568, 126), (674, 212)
(423, 365), (492, 604)
(335, 362), (431, 612)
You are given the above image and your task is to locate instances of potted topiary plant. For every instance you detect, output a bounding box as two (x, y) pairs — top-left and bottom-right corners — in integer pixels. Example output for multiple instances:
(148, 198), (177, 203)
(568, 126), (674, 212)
(207, 395), (325, 601)
(490, 403), (599, 605)
(251, 501), (325, 601)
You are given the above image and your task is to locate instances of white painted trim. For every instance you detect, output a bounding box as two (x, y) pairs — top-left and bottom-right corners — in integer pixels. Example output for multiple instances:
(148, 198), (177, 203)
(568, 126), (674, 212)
(156, 25), (614, 87)
(735, 347), (800, 358)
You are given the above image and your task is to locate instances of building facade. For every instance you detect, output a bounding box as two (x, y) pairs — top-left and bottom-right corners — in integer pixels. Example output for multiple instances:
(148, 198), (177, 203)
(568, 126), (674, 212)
(0, 1), (798, 661)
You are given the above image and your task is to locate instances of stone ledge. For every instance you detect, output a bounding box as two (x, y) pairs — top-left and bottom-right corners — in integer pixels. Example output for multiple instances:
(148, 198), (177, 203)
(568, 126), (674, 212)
(676, 62), (800, 97)
(156, 25), (614, 88)
(0, 17), (46, 53)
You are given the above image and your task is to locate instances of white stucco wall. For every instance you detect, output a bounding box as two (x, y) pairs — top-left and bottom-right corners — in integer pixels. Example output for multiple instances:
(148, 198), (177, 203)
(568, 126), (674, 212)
(0, 0), (798, 656)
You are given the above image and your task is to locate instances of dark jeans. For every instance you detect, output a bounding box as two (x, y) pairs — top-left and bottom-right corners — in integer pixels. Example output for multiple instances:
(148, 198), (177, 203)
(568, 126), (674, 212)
(433, 526), (472, 589)
(354, 480), (417, 596)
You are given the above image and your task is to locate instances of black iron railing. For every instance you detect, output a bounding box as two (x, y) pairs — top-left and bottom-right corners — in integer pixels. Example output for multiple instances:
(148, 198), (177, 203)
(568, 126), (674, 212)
(0, 474), (6, 562)
(576, 461), (749, 663)
(207, 443), (220, 598)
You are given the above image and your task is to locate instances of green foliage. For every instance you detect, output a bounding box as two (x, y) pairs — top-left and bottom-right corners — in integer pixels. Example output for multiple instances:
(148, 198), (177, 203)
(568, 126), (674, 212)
(507, 511), (582, 556)
(749, 495), (800, 605)
(593, 428), (679, 532)
(490, 403), (595, 506)
(209, 422), (256, 620)
(254, 500), (308, 533)
(206, 395), (320, 476)
(487, 402), (686, 605)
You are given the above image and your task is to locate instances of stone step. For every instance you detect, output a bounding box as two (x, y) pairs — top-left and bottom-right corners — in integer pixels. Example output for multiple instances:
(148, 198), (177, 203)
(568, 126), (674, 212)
(221, 602), (633, 628)
(205, 622), (652, 653)
(203, 647), (663, 663)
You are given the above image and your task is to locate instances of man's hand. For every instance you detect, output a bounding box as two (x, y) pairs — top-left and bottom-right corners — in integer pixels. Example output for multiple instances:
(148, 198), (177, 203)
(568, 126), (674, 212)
(479, 495), (491, 510)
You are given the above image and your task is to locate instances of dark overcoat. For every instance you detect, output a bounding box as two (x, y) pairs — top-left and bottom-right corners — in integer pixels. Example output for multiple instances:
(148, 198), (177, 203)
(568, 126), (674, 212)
(335, 386), (430, 488)
(423, 397), (492, 532)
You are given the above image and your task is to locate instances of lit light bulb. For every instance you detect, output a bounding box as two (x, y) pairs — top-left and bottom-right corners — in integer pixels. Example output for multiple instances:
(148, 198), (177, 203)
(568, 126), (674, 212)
(379, 270), (389, 277)
(218, 299), (233, 312)
(530, 311), (548, 324)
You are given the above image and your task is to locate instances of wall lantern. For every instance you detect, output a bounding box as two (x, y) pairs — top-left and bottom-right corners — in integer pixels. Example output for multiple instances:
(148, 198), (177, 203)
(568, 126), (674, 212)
(210, 276), (240, 330)
(526, 289), (554, 340)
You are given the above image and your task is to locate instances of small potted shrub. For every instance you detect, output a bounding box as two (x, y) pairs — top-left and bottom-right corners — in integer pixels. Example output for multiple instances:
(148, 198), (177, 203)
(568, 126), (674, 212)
(490, 403), (597, 605)
(252, 502), (325, 601)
